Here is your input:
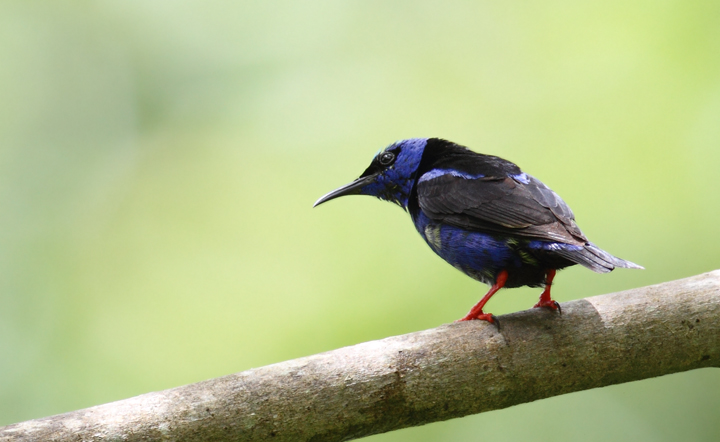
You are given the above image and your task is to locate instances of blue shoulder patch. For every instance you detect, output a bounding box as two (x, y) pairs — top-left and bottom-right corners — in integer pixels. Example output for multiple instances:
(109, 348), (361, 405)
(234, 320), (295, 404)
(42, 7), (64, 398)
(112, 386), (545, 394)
(419, 169), (485, 183)
(511, 172), (530, 184)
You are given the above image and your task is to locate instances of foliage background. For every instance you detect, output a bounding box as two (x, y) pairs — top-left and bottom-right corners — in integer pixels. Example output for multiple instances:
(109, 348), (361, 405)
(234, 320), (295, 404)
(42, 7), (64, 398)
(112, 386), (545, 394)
(1, 1), (719, 440)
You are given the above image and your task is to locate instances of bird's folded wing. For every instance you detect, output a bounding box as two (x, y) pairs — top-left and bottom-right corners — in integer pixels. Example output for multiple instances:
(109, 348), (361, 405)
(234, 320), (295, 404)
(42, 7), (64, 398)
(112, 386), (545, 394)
(417, 172), (587, 245)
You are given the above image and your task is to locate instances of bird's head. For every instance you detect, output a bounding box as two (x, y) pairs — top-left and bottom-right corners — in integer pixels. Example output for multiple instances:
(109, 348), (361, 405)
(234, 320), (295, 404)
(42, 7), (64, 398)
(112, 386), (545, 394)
(314, 138), (428, 209)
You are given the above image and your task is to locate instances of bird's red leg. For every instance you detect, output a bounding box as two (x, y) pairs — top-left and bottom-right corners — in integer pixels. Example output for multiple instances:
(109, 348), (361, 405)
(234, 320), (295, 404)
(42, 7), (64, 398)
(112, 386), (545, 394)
(533, 269), (561, 312)
(457, 270), (508, 323)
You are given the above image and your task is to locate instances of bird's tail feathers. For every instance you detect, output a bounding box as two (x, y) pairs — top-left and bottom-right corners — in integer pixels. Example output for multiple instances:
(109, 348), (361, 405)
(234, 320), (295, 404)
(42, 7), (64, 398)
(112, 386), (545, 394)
(555, 242), (644, 273)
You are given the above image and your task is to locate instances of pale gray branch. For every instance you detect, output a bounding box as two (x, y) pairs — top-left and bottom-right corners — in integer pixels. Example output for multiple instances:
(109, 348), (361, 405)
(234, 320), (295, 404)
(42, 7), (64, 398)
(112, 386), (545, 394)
(2, 271), (719, 442)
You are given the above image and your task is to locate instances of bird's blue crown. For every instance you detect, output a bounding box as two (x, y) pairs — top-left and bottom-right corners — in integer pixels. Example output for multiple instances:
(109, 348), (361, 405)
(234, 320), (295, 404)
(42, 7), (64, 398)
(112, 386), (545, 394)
(358, 138), (427, 208)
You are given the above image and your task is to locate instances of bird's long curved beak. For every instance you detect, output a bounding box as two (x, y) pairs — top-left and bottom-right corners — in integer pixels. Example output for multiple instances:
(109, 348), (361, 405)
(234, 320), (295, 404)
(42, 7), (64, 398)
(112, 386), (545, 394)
(313, 174), (378, 207)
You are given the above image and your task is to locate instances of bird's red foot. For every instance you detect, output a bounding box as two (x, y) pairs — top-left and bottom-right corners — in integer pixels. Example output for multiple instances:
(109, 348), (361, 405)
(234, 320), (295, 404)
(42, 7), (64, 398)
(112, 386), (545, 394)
(533, 269), (561, 313)
(456, 312), (497, 323)
(455, 270), (507, 327)
(533, 299), (562, 313)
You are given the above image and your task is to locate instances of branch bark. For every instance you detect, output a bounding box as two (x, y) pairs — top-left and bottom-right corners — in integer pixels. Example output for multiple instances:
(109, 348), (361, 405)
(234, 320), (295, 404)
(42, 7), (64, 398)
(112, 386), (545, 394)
(2, 271), (720, 442)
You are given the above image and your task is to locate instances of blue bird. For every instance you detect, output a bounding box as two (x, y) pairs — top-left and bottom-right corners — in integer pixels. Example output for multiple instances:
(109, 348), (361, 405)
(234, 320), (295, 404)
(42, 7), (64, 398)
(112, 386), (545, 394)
(314, 138), (642, 324)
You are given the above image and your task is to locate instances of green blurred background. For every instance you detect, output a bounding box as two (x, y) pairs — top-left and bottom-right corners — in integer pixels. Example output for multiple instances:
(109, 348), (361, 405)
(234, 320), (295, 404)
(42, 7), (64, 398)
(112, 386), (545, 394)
(1, 1), (719, 440)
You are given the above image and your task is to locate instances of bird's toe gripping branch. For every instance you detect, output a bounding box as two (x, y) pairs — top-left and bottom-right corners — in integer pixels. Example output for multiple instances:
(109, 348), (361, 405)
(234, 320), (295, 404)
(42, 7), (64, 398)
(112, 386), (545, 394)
(533, 299), (562, 314)
(532, 269), (562, 313)
(457, 270), (508, 325)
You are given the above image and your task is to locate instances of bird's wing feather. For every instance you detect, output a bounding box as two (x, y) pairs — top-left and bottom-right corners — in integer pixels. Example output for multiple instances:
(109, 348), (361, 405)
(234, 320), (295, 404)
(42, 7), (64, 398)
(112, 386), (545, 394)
(417, 172), (587, 245)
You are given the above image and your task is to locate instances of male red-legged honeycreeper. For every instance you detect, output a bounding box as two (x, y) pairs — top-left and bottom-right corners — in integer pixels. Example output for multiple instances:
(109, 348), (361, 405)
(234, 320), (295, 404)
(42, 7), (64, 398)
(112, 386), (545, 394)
(314, 138), (642, 324)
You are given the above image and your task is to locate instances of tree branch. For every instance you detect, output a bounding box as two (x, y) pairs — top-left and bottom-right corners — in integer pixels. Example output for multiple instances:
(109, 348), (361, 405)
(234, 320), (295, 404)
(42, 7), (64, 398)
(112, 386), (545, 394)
(2, 271), (719, 442)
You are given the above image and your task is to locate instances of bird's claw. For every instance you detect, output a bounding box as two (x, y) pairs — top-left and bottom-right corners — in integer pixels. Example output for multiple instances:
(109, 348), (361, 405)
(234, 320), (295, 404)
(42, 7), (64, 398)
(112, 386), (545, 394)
(533, 299), (561, 314)
(455, 312), (500, 329)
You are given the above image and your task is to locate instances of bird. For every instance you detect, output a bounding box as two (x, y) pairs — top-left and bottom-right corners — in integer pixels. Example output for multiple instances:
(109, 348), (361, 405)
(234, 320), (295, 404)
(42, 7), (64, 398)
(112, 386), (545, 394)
(313, 138), (642, 324)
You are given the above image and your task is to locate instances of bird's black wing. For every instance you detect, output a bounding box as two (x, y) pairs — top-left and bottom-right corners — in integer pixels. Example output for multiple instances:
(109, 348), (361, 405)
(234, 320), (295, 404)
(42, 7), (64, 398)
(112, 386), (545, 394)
(416, 171), (588, 245)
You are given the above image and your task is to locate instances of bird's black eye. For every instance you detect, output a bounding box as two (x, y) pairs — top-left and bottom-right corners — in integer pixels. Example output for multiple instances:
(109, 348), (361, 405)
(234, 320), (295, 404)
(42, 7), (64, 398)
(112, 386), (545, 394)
(379, 151), (395, 166)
